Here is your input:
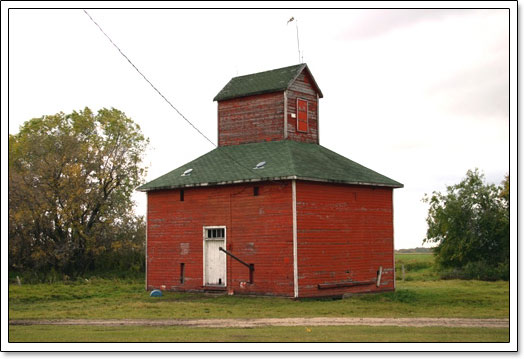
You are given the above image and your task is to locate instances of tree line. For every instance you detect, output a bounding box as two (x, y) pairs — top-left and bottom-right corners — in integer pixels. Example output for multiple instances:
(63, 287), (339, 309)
(423, 169), (509, 280)
(9, 108), (148, 281)
(8, 107), (510, 282)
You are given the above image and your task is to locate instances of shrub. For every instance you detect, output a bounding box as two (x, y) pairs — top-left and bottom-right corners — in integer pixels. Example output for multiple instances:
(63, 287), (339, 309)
(439, 260), (509, 281)
(404, 261), (432, 271)
(423, 170), (509, 280)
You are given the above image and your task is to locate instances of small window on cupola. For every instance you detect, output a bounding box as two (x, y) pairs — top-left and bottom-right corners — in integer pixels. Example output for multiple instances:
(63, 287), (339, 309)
(297, 99), (308, 133)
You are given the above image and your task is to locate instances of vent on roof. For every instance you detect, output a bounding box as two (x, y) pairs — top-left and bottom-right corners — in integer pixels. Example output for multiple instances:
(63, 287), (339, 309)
(253, 161), (266, 169)
(181, 168), (193, 176)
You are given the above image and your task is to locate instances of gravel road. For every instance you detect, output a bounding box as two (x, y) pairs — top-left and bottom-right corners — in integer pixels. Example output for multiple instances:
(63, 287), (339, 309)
(9, 317), (509, 328)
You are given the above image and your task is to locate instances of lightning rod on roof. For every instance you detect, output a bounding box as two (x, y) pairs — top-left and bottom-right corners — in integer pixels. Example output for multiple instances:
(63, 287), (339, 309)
(287, 17), (302, 63)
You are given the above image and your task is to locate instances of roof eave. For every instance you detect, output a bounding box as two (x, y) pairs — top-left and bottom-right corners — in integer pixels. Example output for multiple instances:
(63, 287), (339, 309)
(137, 175), (403, 192)
(213, 88), (287, 102)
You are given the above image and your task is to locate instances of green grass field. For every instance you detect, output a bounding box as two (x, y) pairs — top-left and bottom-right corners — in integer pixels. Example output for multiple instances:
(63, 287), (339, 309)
(9, 325), (509, 343)
(395, 253), (437, 281)
(8, 253), (509, 342)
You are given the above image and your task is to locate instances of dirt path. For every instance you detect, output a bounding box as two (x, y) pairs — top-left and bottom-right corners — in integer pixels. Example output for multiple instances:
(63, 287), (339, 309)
(9, 317), (508, 328)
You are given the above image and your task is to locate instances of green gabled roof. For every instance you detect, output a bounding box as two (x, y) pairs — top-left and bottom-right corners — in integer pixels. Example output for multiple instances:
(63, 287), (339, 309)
(213, 63), (323, 102)
(137, 141), (403, 192)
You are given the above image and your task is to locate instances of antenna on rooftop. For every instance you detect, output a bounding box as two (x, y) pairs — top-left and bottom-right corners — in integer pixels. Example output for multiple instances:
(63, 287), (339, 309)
(287, 17), (302, 63)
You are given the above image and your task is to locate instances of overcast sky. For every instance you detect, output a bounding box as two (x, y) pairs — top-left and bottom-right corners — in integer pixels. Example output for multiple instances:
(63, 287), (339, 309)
(5, 6), (513, 250)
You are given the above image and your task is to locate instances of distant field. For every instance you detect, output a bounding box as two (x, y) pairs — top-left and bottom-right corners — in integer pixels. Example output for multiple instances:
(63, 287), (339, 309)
(395, 247), (433, 254)
(395, 253), (434, 261)
(395, 253), (436, 281)
(8, 253), (509, 342)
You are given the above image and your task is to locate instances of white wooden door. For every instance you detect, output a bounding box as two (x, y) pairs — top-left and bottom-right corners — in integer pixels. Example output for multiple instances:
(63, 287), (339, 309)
(204, 227), (226, 286)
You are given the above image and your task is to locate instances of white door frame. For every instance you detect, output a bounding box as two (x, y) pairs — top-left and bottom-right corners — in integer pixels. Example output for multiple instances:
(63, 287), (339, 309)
(202, 225), (227, 286)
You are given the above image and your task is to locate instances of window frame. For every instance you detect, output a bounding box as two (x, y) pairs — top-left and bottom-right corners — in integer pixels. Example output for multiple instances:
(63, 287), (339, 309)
(296, 98), (309, 133)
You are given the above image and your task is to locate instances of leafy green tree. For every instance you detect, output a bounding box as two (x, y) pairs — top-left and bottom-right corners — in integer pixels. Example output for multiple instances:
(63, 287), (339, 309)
(500, 173), (509, 203)
(9, 108), (148, 276)
(423, 169), (509, 279)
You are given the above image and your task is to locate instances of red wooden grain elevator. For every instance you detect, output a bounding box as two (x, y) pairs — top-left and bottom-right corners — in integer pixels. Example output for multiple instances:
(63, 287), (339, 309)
(138, 64), (403, 298)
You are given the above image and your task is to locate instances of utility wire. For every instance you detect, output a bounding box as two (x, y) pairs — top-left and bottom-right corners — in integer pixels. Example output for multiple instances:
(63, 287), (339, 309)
(83, 10), (216, 147)
(83, 10), (264, 179)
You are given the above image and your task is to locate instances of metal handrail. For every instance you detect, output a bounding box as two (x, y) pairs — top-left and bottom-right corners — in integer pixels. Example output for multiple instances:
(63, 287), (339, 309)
(219, 247), (254, 283)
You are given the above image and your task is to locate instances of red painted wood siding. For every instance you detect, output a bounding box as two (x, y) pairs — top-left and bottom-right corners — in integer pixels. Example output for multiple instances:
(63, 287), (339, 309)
(147, 181), (294, 296)
(217, 69), (320, 146)
(147, 180), (395, 298)
(217, 92), (284, 146)
(295, 181), (394, 298)
(286, 71), (319, 144)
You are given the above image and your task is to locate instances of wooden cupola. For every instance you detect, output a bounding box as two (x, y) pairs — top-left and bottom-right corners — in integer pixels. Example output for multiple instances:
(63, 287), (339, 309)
(213, 64), (323, 147)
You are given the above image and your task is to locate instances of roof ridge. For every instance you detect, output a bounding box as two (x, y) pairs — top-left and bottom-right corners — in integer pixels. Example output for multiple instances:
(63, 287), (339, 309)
(136, 146), (220, 191)
(230, 64), (304, 81)
(315, 144), (403, 186)
(213, 63), (321, 102)
(285, 140), (300, 177)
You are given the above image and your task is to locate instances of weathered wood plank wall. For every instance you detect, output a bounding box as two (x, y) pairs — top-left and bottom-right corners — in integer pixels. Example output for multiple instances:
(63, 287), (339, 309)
(147, 181), (294, 296)
(217, 93), (284, 146)
(296, 181), (395, 297)
(217, 68), (319, 147)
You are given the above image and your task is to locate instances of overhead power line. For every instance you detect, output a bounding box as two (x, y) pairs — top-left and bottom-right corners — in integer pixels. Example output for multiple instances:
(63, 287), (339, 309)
(83, 10), (265, 179)
(83, 10), (216, 147)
